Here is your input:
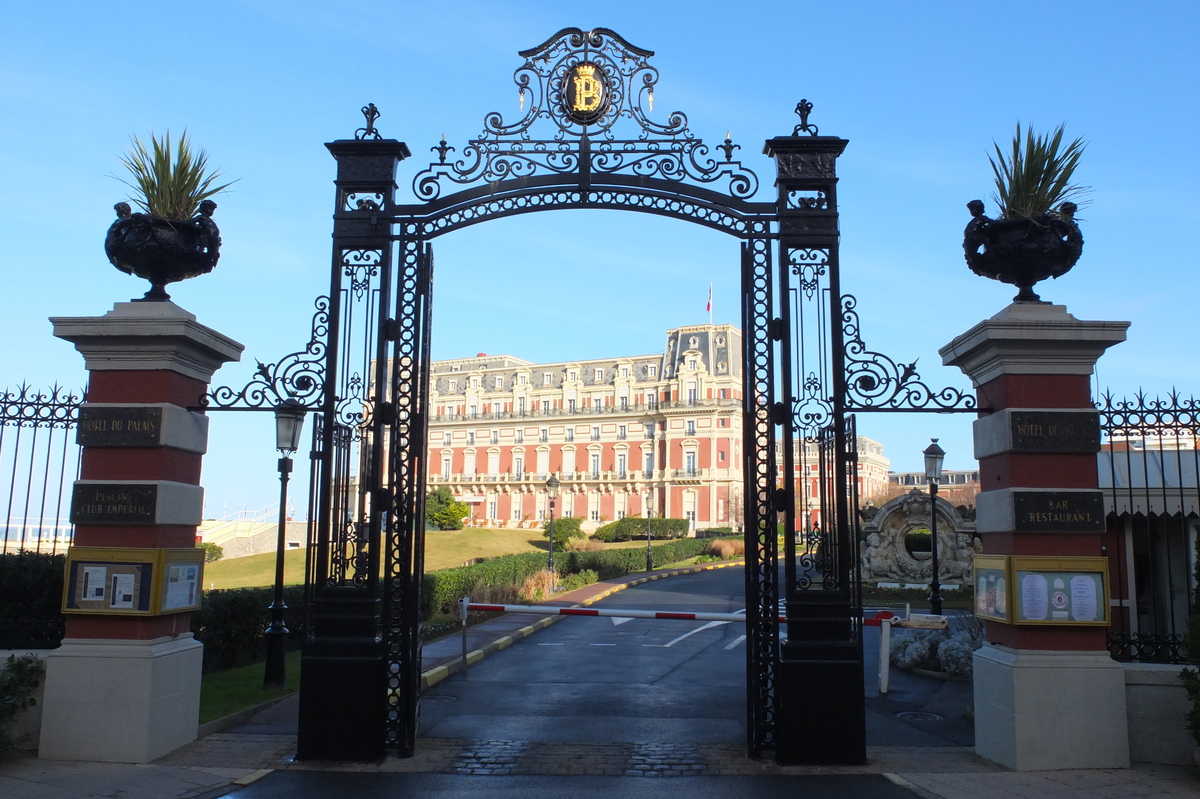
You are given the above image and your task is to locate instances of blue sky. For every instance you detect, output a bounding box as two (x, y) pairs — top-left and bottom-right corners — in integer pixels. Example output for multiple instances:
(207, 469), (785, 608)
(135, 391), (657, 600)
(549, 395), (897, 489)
(2, 2), (1197, 517)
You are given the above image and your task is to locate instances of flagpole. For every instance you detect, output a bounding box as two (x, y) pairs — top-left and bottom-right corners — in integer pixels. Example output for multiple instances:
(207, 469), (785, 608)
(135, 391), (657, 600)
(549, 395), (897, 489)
(708, 282), (713, 326)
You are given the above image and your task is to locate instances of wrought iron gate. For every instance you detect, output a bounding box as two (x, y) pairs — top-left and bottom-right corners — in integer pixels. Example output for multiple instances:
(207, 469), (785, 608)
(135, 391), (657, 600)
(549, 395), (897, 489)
(206, 27), (979, 764)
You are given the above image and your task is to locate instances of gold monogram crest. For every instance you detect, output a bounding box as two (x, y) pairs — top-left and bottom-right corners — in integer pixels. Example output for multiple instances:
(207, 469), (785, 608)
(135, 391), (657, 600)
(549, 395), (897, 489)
(564, 62), (608, 124)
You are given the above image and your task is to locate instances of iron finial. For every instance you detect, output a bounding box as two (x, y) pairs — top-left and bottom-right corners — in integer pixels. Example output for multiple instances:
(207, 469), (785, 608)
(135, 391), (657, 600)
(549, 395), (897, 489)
(432, 133), (455, 164)
(793, 99), (819, 136)
(355, 103), (383, 140)
(717, 131), (740, 162)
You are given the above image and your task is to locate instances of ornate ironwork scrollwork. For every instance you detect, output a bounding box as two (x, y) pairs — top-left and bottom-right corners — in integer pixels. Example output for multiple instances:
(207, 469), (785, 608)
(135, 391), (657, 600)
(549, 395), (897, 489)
(841, 296), (978, 412)
(793, 99), (819, 136)
(356, 103), (382, 140)
(204, 296), (330, 411)
(1096, 389), (1200, 437)
(0, 384), (82, 428)
(412, 27), (758, 201)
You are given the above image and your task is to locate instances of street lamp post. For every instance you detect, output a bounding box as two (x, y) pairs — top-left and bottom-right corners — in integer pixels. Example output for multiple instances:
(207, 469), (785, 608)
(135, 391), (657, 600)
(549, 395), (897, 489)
(545, 474), (560, 586)
(923, 438), (945, 616)
(264, 399), (306, 690)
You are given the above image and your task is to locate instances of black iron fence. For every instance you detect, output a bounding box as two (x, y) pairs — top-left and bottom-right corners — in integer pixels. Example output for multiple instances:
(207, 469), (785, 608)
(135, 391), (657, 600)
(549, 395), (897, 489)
(0, 385), (82, 649)
(1098, 391), (1200, 664)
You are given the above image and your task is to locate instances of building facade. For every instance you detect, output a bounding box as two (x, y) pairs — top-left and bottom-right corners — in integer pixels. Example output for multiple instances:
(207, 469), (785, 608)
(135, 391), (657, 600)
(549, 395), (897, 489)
(776, 436), (891, 530)
(426, 324), (744, 531)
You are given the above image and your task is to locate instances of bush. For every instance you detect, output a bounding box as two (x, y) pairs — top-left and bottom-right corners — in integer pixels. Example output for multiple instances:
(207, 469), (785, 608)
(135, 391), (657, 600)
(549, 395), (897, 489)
(423, 552), (548, 617)
(890, 627), (982, 678)
(0, 552), (65, 650)
(567, 538), (605, 552)
(696, 527), (734, 539)
(558, 569), (599, 592)
(0, 654), (43, 750)
(190, 585), (306, 673)
(709, 539), (745, 559)
(594, 516), (690, 542)
(427, 486), (469, 530)
(199, 542), (224, 563)
(520, 570), (557, 602)
(544, 516), (584, 549)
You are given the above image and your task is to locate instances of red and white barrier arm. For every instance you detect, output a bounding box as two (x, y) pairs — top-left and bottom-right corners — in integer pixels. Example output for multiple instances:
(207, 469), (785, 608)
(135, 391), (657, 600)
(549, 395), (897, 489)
(465, 602), (897, 626)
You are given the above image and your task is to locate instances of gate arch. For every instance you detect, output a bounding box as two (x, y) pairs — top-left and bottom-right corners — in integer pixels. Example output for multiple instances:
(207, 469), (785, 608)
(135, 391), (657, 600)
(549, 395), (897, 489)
(206, 26), (976, 766)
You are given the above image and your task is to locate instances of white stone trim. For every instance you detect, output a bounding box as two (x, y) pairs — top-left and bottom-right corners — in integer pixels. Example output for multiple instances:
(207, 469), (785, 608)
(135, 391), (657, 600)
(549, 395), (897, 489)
(940, 302), (1127, 386)
(51, 302), (243, 384)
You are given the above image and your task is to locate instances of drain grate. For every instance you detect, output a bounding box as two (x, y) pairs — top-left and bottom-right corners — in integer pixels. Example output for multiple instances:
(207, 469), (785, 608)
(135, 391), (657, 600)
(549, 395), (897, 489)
(423, 694), (458, 703)
(896, 711), (943, 721)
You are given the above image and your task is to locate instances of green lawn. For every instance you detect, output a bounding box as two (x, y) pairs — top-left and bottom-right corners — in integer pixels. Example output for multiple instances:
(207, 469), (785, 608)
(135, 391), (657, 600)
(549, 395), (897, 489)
(199, 649), (301, 724)
(204, 528), (685, 590)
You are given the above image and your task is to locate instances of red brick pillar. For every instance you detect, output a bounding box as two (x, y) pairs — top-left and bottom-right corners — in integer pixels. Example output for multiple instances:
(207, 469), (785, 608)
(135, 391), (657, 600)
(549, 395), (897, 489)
(39, 302), (242, 763)
(941, 302), (1129, 770)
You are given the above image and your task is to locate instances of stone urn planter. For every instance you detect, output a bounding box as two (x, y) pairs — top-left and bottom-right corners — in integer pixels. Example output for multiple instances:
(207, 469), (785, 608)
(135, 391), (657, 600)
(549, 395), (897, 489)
(104, 200), (221, 301)
(963, 199), (1083, 303)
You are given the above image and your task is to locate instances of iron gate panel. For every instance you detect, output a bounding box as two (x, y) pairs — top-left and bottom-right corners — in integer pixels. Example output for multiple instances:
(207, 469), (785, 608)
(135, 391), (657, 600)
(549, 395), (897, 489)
(191, 28), (983, 764)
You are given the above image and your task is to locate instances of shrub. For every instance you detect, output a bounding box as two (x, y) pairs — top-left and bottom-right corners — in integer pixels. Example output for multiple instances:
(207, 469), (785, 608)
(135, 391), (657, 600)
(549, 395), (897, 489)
(696, 527), (734, 539)
(890, 626), (983, 678)
(520, 570), (557, 602)
(0, 654), (43, 750)
(558, 570), (599, 592)
(199, 542), (224, 563)
(710, 539), (745, 559)
(427, 486), (468, 530)
(190, 585), (306, 673)
(594, 516), (690, 542)
(422, 552), (548, 617)
(0, 552), (65, 650)
(566, 538), (605, 552)
(544, 516), (584, 549)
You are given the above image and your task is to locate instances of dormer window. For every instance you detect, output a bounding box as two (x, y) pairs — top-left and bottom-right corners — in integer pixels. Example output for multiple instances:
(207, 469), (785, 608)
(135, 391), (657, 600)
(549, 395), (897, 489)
(448, 378), (457, 391)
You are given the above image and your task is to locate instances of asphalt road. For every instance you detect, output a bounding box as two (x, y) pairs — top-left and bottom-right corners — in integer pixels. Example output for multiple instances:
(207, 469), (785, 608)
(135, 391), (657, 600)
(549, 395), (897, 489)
(213, 566), (969, 797)
(419, 567), (751, 745)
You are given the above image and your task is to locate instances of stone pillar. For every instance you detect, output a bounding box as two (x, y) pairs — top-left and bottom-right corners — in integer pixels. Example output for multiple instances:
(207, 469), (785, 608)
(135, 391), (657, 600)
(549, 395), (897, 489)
(941, 302), (1129, 770)
(39, 302), (242, 763)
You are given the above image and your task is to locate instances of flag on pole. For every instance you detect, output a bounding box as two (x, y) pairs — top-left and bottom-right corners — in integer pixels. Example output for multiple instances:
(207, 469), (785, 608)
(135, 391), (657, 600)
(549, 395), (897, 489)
(706, 283), (712, 314)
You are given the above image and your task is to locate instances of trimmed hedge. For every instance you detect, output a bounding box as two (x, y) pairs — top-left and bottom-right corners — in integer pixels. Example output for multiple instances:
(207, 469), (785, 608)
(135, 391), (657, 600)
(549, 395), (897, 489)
(422, 552), (547, 618)
(593, 516), (690, 542)
(190, 585), (307, 673)
(0, 553), (65, 650)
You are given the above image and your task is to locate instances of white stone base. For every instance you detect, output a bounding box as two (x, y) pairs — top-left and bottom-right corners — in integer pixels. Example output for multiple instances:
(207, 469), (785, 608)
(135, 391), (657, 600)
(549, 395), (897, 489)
(38, 634), (202, 763)
(974, 644), (1130, 770)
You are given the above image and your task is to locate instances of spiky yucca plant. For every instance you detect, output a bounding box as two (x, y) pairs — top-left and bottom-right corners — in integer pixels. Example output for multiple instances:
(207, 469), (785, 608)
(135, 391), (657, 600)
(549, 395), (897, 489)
(989, 124), (1088, 220)
(117, 131), (234, 219)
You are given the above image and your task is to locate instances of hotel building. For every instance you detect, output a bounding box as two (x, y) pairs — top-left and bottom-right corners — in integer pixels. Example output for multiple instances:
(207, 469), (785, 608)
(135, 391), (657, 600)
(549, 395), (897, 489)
(426, 324), (744, 530)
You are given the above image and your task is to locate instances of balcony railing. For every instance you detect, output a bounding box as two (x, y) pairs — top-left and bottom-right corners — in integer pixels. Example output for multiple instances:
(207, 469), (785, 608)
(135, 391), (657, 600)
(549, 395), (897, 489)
(431, 398), (740, 423)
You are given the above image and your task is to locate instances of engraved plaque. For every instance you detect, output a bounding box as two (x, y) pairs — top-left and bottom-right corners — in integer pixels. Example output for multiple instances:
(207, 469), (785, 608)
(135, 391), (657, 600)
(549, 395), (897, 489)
(71, 483), (159, 525)
(1012, 491), (1104, 532)
(77, 406), (164, 447)
(1009, 411), (1099, 453)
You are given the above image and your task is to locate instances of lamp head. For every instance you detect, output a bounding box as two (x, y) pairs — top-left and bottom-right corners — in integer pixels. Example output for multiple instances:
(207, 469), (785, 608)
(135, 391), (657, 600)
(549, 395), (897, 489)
(274, 399), (306, 455)
(545, 474), (560, 499)
(923, 438), (945, 482)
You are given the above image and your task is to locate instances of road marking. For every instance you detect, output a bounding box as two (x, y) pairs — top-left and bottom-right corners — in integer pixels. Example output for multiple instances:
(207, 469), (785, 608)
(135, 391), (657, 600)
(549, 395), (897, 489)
(662, 620), (727, 648)
(590, 643), (616, 646)
(537, 643), (564, 646)
(612, 617), (633, 626)
(724, 635), (746, 650)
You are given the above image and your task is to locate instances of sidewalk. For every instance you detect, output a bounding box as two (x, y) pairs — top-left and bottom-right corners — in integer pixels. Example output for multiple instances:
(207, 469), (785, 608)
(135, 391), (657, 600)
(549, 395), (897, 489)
(3, 562), (1198, 799)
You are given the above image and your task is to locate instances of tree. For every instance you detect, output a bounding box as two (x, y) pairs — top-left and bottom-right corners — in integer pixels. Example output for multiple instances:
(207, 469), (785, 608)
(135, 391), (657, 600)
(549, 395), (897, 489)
(543, 516), (584, 549)
(426, 487), (469, 530)
(198, 542), (223, 563)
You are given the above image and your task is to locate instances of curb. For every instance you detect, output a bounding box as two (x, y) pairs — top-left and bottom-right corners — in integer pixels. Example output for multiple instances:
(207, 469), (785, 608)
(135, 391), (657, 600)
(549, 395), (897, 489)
(421, 559), (744, 689)
(197, 692), (296, 737)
